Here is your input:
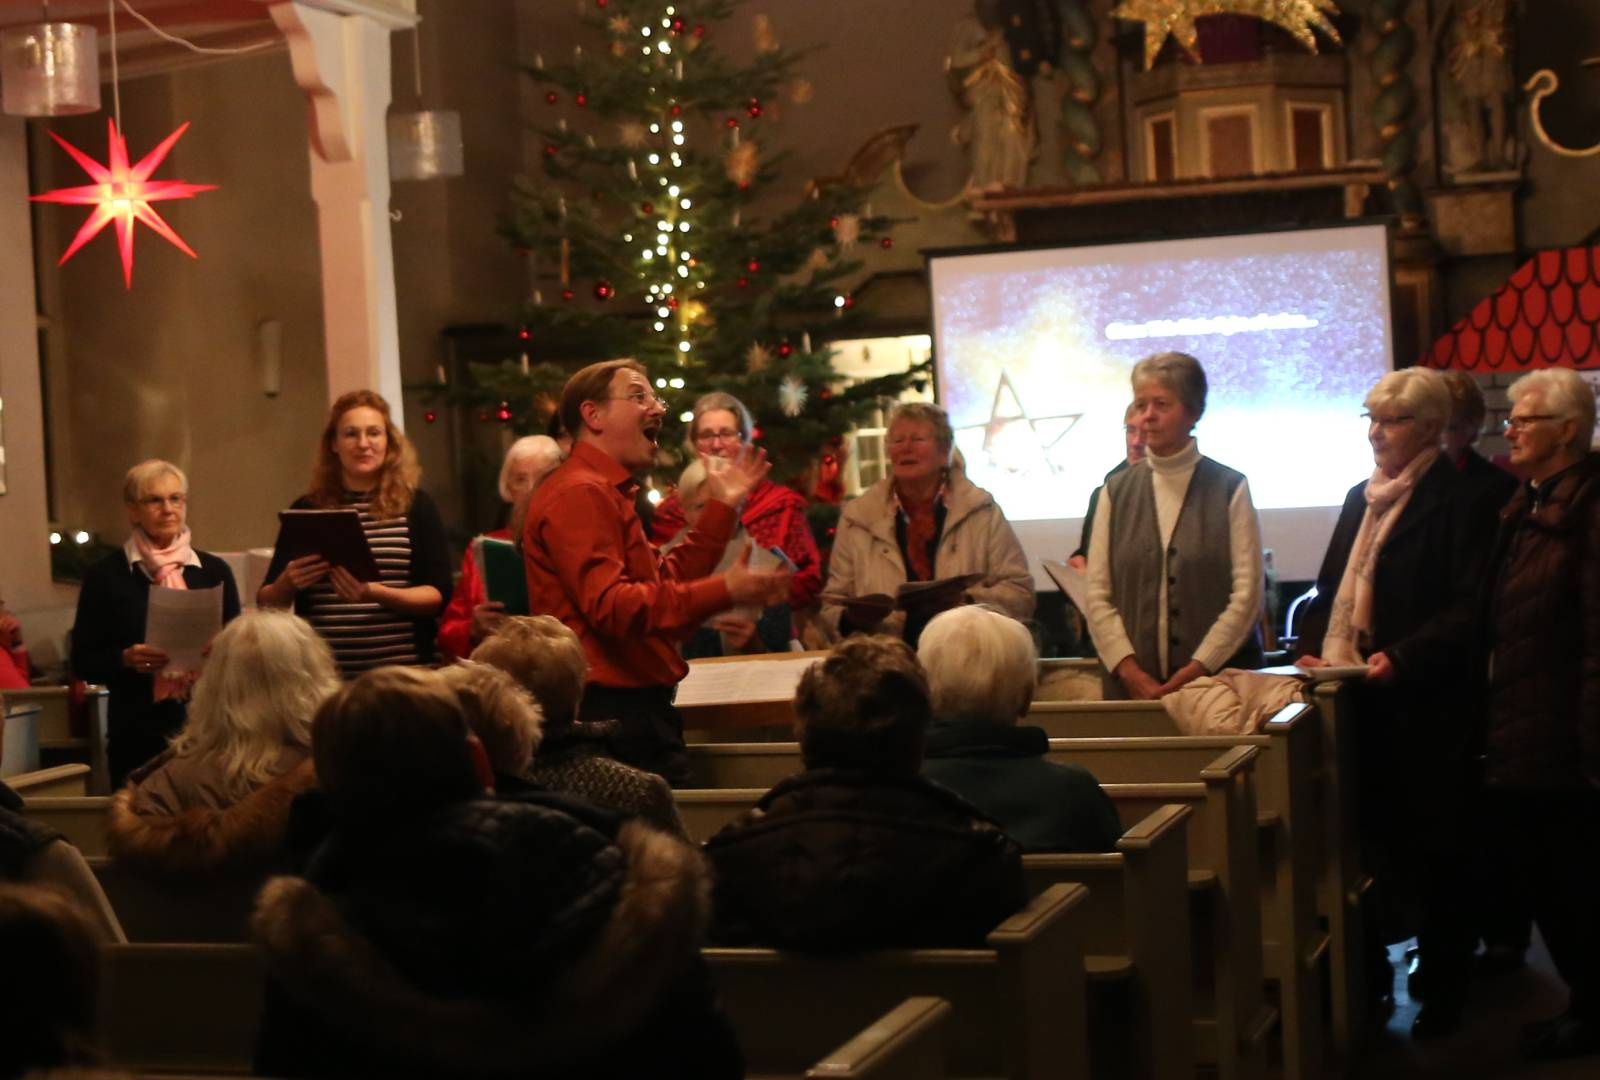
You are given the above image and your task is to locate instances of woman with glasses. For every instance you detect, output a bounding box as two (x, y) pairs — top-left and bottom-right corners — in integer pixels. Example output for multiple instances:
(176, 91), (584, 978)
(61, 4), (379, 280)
(650, 392), (823, 615)
(821, 401), (1033, 646)
(70, 459), (241, 786)
(1295, 366), (1495, 1039)
(258, 390), (453, 680)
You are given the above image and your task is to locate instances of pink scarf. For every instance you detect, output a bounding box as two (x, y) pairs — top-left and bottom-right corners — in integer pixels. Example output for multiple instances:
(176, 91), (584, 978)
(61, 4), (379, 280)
(132, 527), (195, 590)
(1322, 448), (1439, 665)
(131, 527), (199, 701)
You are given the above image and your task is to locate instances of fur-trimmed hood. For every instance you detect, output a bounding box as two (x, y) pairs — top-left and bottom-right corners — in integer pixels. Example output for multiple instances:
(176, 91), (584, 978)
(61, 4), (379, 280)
(108, 757), (318, 877)
(251, 815), (711, 1074)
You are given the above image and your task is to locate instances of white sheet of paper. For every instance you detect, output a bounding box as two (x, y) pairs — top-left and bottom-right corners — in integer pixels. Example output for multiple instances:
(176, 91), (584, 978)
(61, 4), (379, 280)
(1040, 558), (1090, 615)
(675, 656), (821, 708)
(1256, 663), (1369, 683)
(145, 586), (224, 674)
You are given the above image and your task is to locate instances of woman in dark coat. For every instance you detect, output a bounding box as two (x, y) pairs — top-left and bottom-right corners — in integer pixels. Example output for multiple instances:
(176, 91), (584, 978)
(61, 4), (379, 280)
(1473, 368), (1600, 1060)
(259, 390), (452, 678)
(253, 666), (740, 1080)
(1296, 368), (1498, 1038)
(705, 636), (1025, 951)
(71, 459), (240, 786)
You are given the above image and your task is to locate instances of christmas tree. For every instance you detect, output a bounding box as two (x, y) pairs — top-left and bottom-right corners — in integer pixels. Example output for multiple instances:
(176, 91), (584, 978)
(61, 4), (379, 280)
(449, 0), (929, 495)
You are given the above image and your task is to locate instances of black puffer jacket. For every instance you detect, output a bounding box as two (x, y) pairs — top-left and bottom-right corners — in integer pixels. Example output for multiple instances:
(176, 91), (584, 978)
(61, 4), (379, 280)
(705, 768), (1025, 951)
(253, 796), (741, 1080)
(0, 780), (61, 876)
(1482, 453), (1600, 790)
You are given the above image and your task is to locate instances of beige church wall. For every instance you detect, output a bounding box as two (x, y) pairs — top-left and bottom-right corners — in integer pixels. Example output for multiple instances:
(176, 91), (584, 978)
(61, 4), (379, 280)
(34, 52), (327, 556)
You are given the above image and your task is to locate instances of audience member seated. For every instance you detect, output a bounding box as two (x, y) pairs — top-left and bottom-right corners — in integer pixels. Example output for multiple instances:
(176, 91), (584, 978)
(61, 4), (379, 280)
(0, 884), (104, 1078)
(251, 666), (740, 1080)
(0, 591), (29, 690)
(917, 606), (1122, 853)
(70, 458), (242, 786)
(669, 460), (793, 658)
(0, 779), (122, 943)
(469, 616), (687, 839)
(704, 636), (1025, 951)
(436, 435), (565, 660)
(107, 611), (336, 877)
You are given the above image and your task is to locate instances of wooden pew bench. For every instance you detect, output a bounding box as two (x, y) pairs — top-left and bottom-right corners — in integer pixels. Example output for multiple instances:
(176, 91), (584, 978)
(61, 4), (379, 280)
(97, 943), (950, 1079)
(710, 883), (1090, 1080)
(1, 684), (110, 793)
(8, 762), (92, 797)
(20, 792), (109, 855)
(87, 858), (260, 943)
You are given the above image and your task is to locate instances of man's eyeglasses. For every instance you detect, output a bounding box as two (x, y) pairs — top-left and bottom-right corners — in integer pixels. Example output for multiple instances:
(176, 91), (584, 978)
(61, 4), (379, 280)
(607, 391), (664, 409)
(138, 495), (187, 509)
(1362, 413), (1415, 430)
(1502, 414), (1557, 433)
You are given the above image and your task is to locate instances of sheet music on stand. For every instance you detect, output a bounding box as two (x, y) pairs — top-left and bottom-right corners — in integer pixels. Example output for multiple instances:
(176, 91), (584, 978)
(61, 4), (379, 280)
(675, 655), (822, 708)
(1040, 559), (1090, 615)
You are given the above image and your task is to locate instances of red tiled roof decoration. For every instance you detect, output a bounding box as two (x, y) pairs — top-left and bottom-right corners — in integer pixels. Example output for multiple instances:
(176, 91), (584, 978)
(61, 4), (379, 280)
(1420, 247), (1600, 371)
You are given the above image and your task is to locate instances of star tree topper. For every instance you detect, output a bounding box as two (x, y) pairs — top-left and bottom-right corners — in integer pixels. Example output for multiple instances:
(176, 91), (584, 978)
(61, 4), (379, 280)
(1112, 0), (1343, 69)
(31, 119), (218, 288)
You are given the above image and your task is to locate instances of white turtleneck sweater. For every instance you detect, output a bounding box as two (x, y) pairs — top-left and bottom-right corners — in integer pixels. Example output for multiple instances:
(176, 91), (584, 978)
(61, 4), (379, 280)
(1085, 438), (1264, 678)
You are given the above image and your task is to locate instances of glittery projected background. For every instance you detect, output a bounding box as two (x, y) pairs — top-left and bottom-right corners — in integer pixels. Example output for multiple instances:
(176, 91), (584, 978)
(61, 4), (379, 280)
(928, 224), (1394, 581)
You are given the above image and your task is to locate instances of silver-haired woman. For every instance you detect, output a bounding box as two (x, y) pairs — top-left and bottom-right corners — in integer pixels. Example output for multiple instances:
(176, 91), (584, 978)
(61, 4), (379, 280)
(70, 459), (241, 787)
(1295, 366), (1498, 1039)
(820, 401), (1034, 647)
(1085, 353), (1263, 700)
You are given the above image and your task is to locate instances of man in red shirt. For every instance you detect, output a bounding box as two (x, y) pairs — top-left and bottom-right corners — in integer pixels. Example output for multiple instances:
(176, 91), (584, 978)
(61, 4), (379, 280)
(523, 359), (791, 783)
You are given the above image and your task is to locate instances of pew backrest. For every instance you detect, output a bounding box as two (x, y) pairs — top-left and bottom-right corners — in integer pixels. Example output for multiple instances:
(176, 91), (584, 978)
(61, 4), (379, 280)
(22, 794), (109, 855)
(803, 997), (951, 1080)
(1, 685), (110, 792)
(98, 943), (265, 1074)
(11, 763), (93, 797)
(88, 858), (261, 942)
(709, 883), (1089, 1080)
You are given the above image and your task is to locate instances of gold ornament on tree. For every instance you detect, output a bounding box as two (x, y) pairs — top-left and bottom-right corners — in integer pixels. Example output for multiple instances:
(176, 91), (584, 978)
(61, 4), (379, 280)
(617, 121), (649, 148)
(752, 14), (780, 54)
(1111, 0), (1343, 69)
(606, 15), (632, 34)
(790, 79), (815, 104)
(745, 342), (773, 372)
(832, 212), (861, 252)
(726, 140), (760, 185)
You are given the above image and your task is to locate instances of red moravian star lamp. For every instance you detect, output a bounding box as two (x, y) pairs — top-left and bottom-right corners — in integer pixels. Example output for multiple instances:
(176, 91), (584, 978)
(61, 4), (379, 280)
(31, 119), (217, 288)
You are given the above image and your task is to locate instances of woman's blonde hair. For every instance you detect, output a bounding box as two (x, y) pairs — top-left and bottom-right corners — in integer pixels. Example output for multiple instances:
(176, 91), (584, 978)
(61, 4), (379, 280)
(469, 615), (588, 729)
(1365, 368), (1452, 438)
(887, 402), (955, 456)
(498, 435), (565, 502)
(122, 459), (187, 505)
(917, 606), (1037, 723)
(436, 661), (543, 775)
(308, 390), (420, 519)
(168, 610), (339, 800)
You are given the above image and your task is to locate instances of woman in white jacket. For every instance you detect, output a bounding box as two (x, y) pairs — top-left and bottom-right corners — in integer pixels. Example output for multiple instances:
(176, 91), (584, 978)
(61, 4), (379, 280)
(821, 402), (1034, 646)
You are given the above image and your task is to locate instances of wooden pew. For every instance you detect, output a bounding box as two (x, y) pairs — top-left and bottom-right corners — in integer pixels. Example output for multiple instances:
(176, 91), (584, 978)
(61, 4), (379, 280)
(21, 792), (108, 855)
(98, 943), (265, 1074)
(709, 883), (1090, 1080)
(98, 942), (949, 1080)
(1, 684), (110, 793)
(800, 997), (951, 1080)
(1030, 695), (1357, 1075)
(88, 858), (260, 943)
(676, 750), (1269, 1080)
(10, 762), (93, 797)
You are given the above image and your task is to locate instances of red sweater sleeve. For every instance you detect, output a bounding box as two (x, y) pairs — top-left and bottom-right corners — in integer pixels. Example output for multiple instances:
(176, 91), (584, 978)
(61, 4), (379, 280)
(435, 545), (484, 661)
(538, 484), (731, 638)
(0, 647), (29, 690)
(650, 494), (687, 546)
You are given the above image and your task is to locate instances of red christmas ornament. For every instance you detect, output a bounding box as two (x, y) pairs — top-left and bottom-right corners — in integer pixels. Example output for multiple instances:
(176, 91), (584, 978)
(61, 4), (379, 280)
(545, 91), (559, 105)
(561, 288), (575, 302)
(736, 276), (749, 288)
(515, 246), (530, 258)
(830, 215), (840, 228)
(543, 144), (558, 157)
(593, 279), (614, 301)
(518, 327), (531, 340)
(693, 24), (706, 37)
(880, 236), (894, 249)
(496, 402), (513, 422)
(640, 201), (654, 215)
(778, 341), (793, 357)
(751, 427), (763, 440)
(424, 410), (437, 424)
(477, 409), (491, 422)
(747, 100), (763, 118)
(826, 526), (837, 537)
(669, 104), (682, 116)
(667, 297), (679, 309)
(820, 388), (833, 400)
(671, 18), (685, 32)
(575, 93), (588, 107)
(823, 454), (835, 465)
(844, 294), (856, 309)
(738, 181), (751, 191)
(746, 258), (760, 273)
(596, 0), (607, 7)
(725, 117), (739, 129)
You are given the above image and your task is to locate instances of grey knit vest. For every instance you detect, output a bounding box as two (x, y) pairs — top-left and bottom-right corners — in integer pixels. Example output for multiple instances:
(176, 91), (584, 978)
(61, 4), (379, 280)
(1104, 455), (1255, 681)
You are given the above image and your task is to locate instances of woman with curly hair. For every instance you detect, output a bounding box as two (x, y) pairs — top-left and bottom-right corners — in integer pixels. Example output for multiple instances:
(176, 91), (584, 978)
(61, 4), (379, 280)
(259, 390), (453, 677)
